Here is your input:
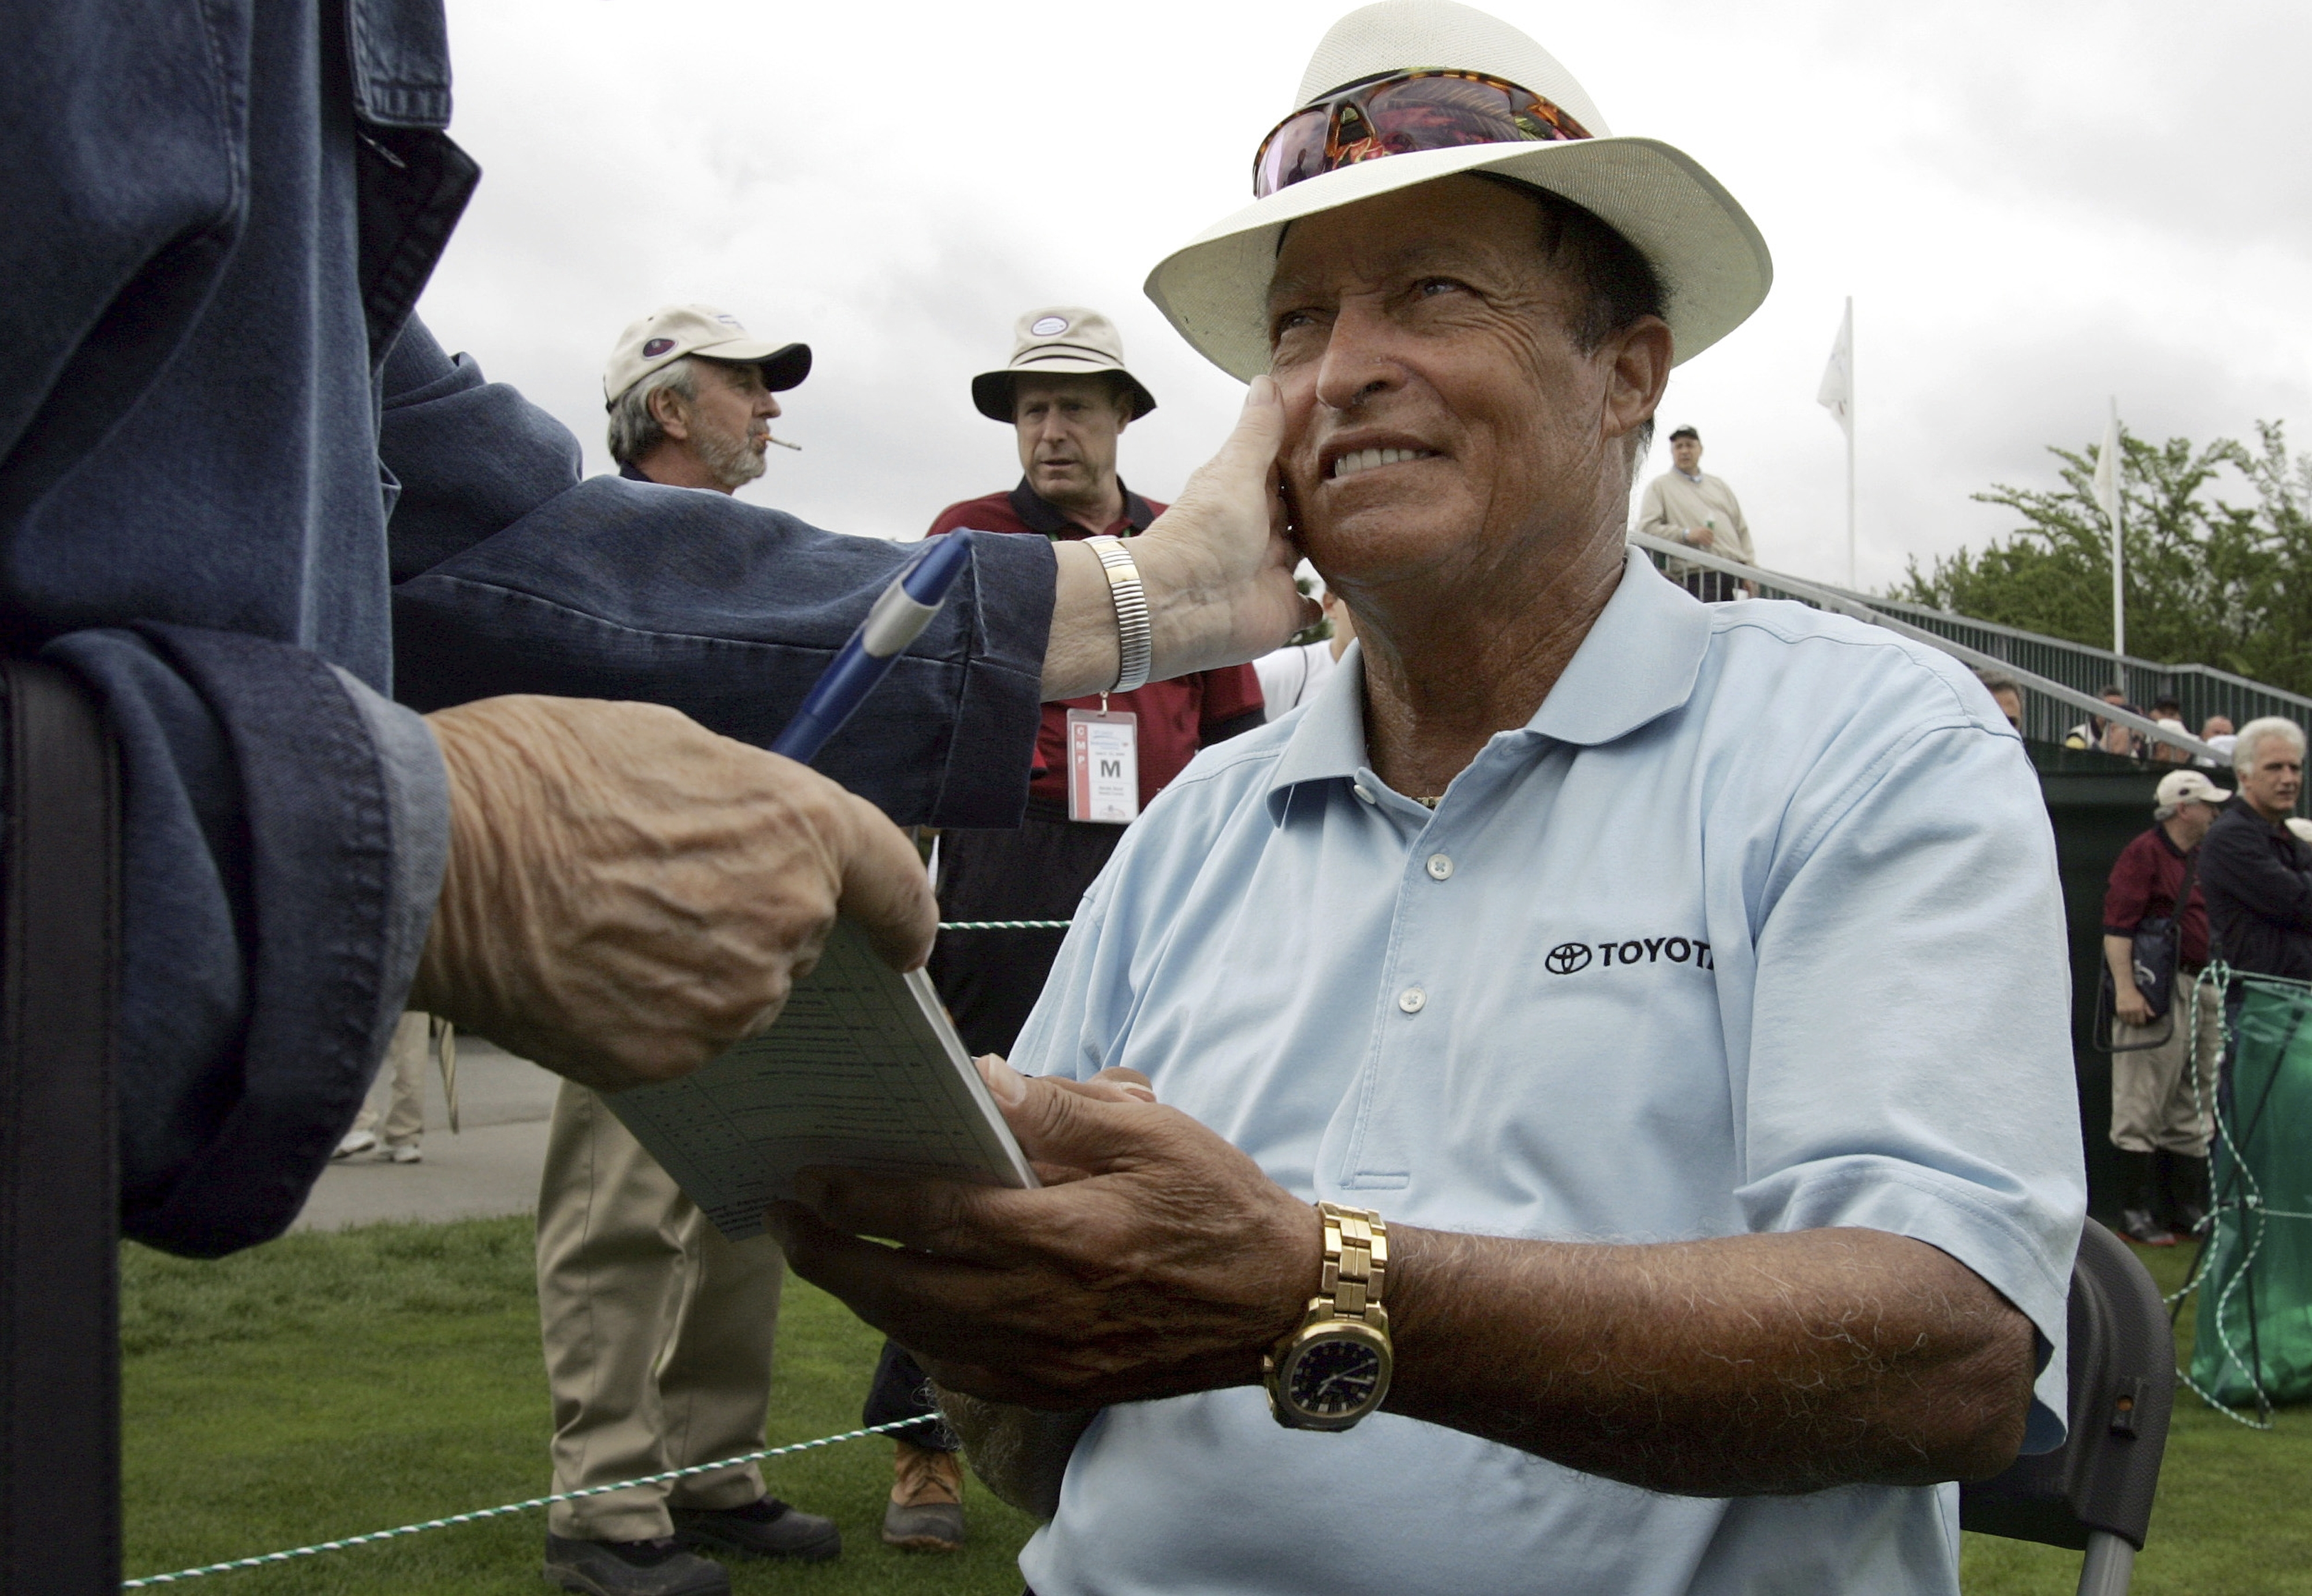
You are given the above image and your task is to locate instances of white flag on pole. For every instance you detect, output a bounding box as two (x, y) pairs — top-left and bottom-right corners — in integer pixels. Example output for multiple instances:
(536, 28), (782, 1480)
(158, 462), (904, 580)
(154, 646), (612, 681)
(2092, 403), (2121, 525)
(1816, 302), (1853, 436)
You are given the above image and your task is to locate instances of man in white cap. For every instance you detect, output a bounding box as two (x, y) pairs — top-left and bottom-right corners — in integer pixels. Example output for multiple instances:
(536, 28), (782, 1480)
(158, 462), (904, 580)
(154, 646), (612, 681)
(602, 304), (810, 492)
(520, 305), (844, 1596)
(859, 307), (1266, 1553)
(773, 6), (2084, 1594)
(2100, 768), (2228, 1245)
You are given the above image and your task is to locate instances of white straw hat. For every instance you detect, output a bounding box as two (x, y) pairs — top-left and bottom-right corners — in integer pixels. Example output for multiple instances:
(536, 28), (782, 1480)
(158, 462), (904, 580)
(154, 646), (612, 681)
(1143, 0), (1772, 380)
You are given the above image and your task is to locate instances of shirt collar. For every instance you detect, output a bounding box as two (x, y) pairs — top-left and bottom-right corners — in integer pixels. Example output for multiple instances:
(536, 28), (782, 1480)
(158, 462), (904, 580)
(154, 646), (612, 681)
(1678, 469), (1705, 484)
(618, 459), (651, 481)
(1007, 477), (1156, 539)
(1265, 549), (1711, 821)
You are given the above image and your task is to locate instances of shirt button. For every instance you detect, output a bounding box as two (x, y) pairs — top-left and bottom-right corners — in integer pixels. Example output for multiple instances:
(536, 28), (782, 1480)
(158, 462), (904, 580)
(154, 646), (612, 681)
(1398, 986), (1427, 1014)
(1425, 853), (1454, 880)
(1353, 784), (1376, 804)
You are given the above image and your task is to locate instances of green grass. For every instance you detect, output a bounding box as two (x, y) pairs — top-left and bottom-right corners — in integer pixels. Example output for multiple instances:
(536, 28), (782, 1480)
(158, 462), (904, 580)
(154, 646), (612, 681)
(124, 1220), (2310, 1593)
(123, 1217), (1039, 1593)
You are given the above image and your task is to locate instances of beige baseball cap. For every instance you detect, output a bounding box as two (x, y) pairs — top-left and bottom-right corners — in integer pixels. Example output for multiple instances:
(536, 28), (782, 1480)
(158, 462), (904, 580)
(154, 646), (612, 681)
(2155, 769), (2232, 810)
(972, 307), (1157, 422)
(602, 304), (811, 408)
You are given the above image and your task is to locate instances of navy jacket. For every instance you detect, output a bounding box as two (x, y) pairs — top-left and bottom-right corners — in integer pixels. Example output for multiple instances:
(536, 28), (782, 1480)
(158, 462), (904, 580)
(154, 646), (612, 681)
(2199, 797), (2312, 983)
(3, 0), (1054, 1256)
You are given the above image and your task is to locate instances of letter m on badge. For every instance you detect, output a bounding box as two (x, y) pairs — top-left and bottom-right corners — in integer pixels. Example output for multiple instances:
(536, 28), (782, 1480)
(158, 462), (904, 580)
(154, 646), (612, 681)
(1066, 707), (1140, 825)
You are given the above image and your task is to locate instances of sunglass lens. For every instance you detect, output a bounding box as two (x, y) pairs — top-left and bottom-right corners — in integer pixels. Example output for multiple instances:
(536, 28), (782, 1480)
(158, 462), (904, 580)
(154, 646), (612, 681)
(1255, 108), (1331, 196)
(1363, 76), (1527, 155)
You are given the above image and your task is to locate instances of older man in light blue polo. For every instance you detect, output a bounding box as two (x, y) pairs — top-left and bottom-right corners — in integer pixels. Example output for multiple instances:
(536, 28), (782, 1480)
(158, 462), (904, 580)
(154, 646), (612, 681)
(768, 4), (2085, 1593)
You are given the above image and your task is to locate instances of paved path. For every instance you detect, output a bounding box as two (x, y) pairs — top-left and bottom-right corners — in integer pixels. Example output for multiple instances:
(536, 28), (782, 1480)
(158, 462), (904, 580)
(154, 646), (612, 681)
(294, 1040), (561, 1231)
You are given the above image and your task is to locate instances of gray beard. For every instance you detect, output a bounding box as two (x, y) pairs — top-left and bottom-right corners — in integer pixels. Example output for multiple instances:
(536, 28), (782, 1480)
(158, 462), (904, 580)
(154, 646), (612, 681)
(694, 422), (766, 491)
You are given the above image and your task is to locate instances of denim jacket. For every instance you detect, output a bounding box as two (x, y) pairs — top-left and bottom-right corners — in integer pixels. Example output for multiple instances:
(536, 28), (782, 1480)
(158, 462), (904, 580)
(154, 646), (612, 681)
(2, 0), (1054, 1256)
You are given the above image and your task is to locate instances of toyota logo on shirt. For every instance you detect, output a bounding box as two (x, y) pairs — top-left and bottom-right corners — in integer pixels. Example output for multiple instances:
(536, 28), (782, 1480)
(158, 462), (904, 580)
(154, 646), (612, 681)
(1547, 936), (1714, 973)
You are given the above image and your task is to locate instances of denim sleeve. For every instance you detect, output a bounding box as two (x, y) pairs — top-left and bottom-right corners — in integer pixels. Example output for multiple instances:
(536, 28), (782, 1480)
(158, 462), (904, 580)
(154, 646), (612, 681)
(392, 489), (1055, 829)
(43, 625), (447, 1257)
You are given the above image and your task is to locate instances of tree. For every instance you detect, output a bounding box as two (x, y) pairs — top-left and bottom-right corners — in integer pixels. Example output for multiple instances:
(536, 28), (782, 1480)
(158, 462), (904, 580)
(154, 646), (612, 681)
(1894, 422), (2312, 695)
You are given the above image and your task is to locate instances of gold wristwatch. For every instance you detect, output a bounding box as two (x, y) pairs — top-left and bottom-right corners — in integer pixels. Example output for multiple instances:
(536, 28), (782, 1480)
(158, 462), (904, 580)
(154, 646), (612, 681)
(1262, 1201), (1392, 1431)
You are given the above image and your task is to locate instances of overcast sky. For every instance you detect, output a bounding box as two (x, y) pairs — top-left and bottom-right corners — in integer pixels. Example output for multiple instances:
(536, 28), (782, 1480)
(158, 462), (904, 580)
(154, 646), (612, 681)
(414, 0), (2311, 595)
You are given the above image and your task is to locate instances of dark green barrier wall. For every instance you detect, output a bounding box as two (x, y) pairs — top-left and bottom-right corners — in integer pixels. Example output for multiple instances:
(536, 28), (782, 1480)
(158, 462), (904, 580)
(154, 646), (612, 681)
(2031, 743), (2166, 1221)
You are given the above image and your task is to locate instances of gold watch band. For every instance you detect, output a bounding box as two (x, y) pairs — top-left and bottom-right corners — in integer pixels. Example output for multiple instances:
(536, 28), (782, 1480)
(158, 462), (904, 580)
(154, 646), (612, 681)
(1317, 1201), (1387, 1322)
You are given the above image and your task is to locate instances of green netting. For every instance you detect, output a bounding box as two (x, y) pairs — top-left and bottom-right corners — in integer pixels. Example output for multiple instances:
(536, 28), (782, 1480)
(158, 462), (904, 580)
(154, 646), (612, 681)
(2188, 974), (2312, 1415)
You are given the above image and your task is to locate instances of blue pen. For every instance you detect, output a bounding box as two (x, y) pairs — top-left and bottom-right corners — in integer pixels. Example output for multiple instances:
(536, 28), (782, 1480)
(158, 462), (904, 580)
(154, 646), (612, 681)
(770, 535), (976, 764)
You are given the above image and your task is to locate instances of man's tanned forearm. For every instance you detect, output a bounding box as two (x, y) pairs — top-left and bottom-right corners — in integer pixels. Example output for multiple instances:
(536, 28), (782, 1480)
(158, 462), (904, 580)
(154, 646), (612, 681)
(933, 1386), (1095, 1520)
(1383, 1226), (2038, 1495)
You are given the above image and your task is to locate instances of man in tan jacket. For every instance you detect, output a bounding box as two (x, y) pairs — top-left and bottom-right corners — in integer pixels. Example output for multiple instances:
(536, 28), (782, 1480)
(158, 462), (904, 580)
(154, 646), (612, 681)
(1636, 425), (1755, 600)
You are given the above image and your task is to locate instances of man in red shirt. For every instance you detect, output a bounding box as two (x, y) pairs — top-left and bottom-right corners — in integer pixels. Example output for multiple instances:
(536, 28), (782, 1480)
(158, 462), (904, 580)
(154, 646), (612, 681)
(2102, 767), (2228, 1245)
(864, 307), (1264, 1551)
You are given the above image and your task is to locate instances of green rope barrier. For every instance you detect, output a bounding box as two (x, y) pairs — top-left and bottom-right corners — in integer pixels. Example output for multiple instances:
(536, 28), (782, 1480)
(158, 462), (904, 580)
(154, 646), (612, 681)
(938, 919), (1072, 931)
(121, 1419), (922, 1587)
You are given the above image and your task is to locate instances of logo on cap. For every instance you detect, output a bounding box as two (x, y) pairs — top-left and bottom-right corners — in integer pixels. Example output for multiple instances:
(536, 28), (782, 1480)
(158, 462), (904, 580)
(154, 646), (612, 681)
(642, 337), (676, 358)
(1030, 316), (1070, 337)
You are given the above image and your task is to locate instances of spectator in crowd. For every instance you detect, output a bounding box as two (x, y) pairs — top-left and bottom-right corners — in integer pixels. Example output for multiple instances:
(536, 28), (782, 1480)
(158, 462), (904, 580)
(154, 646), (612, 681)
(2100, 770), (2227, 1245)
(1637, 425), (1755, 602)
(333, 1012), (442, 1164)
(865, 306), (1269, 1553)
(1255, 581), (1358, 717)
(2199, 717), (2312, 989)
(603, 305), (810, 490)
(2199, 715), (2238, 770)
(2150, 719), (2191, 766)
(775, 8), (2082, 1593)
(2065, 685), (2140, 756)
(527, 309), (843, 1594)
(1973, 667), (2026, 735)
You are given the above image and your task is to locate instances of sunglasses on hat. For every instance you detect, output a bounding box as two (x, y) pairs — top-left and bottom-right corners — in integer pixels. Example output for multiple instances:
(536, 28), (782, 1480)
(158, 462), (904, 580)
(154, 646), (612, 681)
(1252, 69), (1592, 199)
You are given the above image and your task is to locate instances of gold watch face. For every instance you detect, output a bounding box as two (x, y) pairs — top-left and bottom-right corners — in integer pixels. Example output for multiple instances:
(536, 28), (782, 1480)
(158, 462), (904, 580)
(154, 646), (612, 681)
(1274, 1320), (1392, 1430)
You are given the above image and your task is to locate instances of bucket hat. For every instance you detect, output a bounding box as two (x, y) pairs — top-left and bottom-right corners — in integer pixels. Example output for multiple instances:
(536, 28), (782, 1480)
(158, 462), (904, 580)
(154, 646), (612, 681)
(1143, 0), (1772, 379)
(603, 304), (811, 407)
(972, 307), (1158, 422)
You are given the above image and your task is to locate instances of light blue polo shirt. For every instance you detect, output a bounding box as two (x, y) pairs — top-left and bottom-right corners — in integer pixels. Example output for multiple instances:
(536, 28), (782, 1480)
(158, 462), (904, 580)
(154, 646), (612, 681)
(1010, 551), (2085, 1596)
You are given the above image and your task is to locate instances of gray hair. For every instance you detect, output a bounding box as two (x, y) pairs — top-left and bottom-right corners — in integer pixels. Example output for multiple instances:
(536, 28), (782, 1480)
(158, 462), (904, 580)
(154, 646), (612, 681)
(2233, 716), (2307, 777)
(1972, 667), (2023, 698)
(606, 357), (702, 467)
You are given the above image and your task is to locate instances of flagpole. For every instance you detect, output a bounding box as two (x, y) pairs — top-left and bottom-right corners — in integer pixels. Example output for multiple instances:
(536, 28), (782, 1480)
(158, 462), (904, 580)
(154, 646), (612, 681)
(1844, 298), (1857, 589)
(2108, 396), (2125, 662)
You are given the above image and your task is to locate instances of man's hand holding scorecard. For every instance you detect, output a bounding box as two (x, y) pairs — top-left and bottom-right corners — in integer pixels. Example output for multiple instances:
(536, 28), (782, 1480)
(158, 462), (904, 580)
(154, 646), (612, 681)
(602, 920), (1039, 1239)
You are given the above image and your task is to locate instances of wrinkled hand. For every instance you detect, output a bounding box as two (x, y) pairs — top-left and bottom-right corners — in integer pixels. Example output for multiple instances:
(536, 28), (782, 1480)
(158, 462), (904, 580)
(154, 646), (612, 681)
(2114, 985), (2154, 1027)
(408, 696), (935, 1092)
(768, 1057), (1318, 1409)
(1133, 376), (1320, 677)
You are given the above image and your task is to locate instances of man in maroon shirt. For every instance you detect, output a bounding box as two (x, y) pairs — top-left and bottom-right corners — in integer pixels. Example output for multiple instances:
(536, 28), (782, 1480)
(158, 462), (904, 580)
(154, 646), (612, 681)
(2102, 768), (2228, 1245)
(864, 307), (1264, 1551)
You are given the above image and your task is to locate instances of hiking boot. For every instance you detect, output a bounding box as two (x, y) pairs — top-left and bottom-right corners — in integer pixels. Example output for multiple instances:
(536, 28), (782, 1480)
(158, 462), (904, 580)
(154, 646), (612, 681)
(542, 1534), (729, 1596)
(669, 1497), (840, 1562)
(2120, 1207), (2177, 1247)
(882, 1439), (965, 1552)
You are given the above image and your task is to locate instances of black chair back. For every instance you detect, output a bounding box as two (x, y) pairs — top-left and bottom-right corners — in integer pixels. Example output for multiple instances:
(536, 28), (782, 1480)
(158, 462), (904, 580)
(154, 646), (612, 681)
(1961, 1219), (2172, 1565)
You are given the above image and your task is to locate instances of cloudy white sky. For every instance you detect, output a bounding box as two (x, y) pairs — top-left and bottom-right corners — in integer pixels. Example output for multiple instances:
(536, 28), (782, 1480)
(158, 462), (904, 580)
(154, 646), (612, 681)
(414, 0), (2311, 596)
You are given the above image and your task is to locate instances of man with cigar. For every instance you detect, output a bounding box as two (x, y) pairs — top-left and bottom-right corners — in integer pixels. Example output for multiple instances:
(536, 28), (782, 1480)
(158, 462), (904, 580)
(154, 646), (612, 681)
(772, 5), (2083, 1593)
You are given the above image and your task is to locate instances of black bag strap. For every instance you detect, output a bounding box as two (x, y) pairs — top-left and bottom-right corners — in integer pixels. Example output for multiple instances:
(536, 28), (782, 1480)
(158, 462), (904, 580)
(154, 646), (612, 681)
(0, 659), (122, 1591)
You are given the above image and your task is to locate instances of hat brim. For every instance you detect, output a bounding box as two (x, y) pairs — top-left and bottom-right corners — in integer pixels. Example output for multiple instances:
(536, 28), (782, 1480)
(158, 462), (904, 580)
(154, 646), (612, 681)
(1143, 136), (1770, 379)
(972, 359), (1158, 423)
(693, 339), (814, 392)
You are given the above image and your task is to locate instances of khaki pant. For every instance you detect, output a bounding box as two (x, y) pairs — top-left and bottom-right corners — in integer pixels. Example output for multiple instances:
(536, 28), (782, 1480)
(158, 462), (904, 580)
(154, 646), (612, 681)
(2111, 973), (2223, 1156)
(352, 1011), (428, 1146)
(536, 1081), (786, 1541)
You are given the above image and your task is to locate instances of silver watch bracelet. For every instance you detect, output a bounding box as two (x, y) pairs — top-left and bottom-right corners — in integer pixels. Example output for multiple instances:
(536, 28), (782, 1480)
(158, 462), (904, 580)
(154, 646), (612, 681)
(1086, 535), (1152, 693)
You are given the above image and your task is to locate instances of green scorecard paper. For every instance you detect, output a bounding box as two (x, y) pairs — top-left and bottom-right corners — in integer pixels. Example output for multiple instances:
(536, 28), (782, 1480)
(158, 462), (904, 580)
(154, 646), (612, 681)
(602, 920), (1039, 1240)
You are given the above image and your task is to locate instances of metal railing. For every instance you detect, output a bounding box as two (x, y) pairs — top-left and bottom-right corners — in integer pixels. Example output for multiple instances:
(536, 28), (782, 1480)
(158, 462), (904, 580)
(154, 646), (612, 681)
(1626, 531), (2309, 770)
